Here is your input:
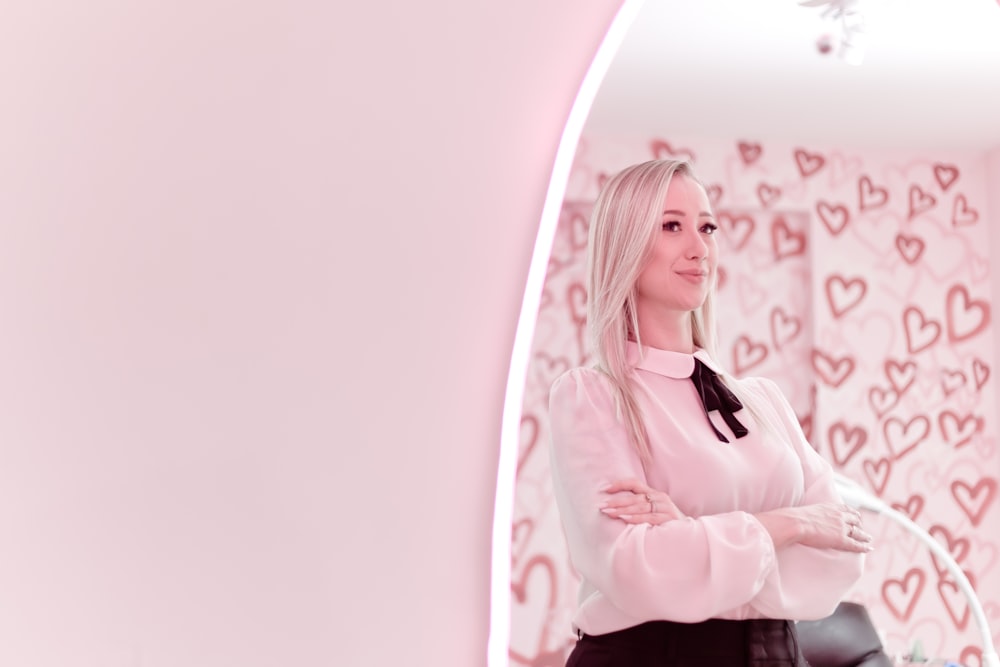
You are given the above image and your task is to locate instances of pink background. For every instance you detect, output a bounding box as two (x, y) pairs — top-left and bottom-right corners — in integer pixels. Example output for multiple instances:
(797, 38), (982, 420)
(0, 1), (625, 665)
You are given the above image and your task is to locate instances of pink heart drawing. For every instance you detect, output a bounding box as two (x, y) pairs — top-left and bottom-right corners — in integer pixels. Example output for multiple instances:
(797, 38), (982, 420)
(952, 193), (979, 227)
(951, 477), (998, 527)
(816, 201), (850, 236)
(894, 233), (925, 265)
(825, 274), (867, 318)
(908, 184), (937, 219)
(883, 415), (931, 460)
(903, 306), (941, 354)
(794, 147), (826, 178)
(933, 162), (960, 191)
(738, 140), (762, 165)
(946, 284), (990, 343)
(858, 175), (888, 211)
(757, 182), (782, 208)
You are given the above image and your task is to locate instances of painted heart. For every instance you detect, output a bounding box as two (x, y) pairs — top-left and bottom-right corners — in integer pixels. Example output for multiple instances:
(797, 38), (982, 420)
(868, 385), (899, 419)
(827, 421), (867, 466)
(732, 335), (768, 375)
(938, 410), (983, 449)
(961, 646), (983, 667)
(940, 369), (967, 396)
(933, 162), (960, 191)
(894, 233), (925, 265)
(517, 414), (540, 476)
(793, 147), (826, 177)
(951, 477), (998, 527)
(927, 524), (970, 577)
(952, 193), (979, 227)
(858, 175), (888, 211)
(509, 554), (559, 663)
(757, 182), (782, 208)
(881, 567), (926, 621)
(811, 349), (855, 388)
(884, 359), (917, 394)
(738, 140), (762, 165)
(973, 358), (991, 391)
(946, 283), (990, 343)
(706, 183), (724, 207)
(908, 184), (937, 219)
(938, 574), (974, 631)
(717, 211), (755, 251)
(567, 210), (589, 251)
(903, 306), (941, 354)
(510, 554), (558, 605)
(863, 457), (892, 494)
(533, 352), (572, 392)
(510, 517), (535, 566)
(825, 274), (867, 318)
(769, 307), (802, 350)
(890, 494), (925, 521)
(770, 216), (806, 260)
(816, 201), (850, 236)
(883, 415), (930, 460)
(649, 139), (695, 163)
(567, 282), (587, 326)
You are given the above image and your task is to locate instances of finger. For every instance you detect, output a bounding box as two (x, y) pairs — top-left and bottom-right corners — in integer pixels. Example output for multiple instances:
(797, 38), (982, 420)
(850, 528), (873, 544)
(601, 491), (654, 510)
(615, 512), (667, 525)
(601, 503), (651, 516)
(602, 478), (650, 494)
(839, 505), (862, 522)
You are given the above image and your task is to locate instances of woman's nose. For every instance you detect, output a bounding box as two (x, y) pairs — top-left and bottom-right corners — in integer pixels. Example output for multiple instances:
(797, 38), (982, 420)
(685, 231), (708, 259)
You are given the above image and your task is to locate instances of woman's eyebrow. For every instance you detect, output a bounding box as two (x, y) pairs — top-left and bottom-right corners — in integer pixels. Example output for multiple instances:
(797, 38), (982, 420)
(662, 209), (715, 217)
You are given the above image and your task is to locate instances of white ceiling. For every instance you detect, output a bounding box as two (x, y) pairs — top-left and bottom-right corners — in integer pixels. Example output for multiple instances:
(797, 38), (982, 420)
(585, 0), (1000, 150)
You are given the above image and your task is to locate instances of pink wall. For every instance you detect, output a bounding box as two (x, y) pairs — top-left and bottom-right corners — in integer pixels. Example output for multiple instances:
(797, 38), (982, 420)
(0, 1), (624, 665)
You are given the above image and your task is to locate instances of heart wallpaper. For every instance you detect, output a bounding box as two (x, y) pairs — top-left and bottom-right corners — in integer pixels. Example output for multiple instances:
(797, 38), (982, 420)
(510, 133), (998, 666)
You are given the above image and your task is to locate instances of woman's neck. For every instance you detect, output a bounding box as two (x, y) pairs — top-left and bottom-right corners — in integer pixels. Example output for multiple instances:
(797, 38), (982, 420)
(635, 312), (695, 354)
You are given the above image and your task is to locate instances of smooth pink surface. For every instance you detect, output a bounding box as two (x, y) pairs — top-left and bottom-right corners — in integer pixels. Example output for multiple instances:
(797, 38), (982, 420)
(0, 1), (623, 665)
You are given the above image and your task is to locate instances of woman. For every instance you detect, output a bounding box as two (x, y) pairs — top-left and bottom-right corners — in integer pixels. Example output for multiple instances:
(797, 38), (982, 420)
(548, 159), (870, 666)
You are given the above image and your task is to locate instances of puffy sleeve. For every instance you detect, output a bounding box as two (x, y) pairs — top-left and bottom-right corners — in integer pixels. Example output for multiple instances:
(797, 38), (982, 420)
(748, 378), (866, 620)
(548, 368), (778, 623)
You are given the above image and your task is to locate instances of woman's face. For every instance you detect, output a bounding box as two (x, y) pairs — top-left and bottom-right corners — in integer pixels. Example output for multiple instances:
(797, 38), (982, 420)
(634, 174), (719, 319)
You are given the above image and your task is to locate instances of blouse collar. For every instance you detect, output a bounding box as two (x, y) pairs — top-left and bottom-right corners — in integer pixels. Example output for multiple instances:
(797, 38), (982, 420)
(626, 340), (724, 379)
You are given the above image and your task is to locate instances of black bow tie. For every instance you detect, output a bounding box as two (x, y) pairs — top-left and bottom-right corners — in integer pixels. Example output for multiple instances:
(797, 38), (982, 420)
(690, 358), (748, 443)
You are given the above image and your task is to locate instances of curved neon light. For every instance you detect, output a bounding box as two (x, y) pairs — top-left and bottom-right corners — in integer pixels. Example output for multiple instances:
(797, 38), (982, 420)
(487, 1), (646, 665)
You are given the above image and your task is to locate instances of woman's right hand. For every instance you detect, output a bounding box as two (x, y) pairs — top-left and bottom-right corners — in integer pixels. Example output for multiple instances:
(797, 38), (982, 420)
(755, 503), (873, 552)
(599, 478), (686, 526)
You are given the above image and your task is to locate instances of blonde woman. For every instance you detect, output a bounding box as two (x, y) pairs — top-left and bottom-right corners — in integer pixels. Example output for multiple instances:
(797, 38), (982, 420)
(549, 159), (870, 666)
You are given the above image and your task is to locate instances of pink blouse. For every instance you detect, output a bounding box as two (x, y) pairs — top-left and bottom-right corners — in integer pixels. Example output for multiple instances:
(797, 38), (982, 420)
(548, 342), (865, 635)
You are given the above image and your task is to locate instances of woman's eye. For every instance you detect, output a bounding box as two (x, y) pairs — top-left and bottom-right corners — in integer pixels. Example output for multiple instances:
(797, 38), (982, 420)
(662, 221), (681, 231)
(700, 223), (718, 235)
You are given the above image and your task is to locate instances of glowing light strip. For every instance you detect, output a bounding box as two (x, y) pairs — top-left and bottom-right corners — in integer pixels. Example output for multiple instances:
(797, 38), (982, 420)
(487, 1), (646, 665)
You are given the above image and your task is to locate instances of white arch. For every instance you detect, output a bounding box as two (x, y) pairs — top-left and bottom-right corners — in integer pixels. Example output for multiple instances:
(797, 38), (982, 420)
(487, 1), (646, 665)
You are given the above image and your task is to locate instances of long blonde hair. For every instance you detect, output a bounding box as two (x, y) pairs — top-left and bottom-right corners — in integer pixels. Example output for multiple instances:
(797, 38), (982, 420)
(586, 159), (761, 464)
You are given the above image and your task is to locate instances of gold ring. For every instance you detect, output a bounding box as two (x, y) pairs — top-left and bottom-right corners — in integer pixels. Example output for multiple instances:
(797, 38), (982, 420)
(645, 493), (654, 513)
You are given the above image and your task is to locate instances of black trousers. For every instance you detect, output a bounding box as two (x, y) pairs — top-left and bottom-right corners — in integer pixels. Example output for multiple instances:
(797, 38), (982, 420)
(566, 618), (807, 667)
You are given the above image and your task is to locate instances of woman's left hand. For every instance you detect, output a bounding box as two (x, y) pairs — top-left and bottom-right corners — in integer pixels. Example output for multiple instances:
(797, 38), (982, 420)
(600, 478), (686, 526)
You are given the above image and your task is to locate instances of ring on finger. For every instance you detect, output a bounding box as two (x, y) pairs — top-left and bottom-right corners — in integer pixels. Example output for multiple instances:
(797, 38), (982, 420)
(645, 493), (655, 513)
(849, 524), (856, 539)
